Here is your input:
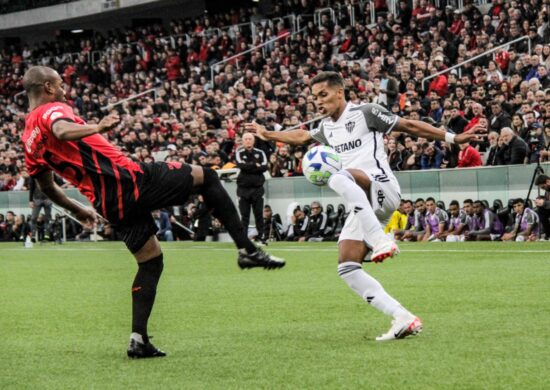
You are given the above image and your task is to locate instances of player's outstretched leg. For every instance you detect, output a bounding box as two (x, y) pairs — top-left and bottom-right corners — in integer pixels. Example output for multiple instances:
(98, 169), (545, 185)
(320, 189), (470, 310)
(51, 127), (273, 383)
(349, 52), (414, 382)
(328, 170), (398, 263)
(198, 168), (285, 270)
(338, 261), (422, 341)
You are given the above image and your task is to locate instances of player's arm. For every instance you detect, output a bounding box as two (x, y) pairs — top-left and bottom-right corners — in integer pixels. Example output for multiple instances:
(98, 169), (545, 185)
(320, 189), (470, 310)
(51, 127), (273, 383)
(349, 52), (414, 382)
(394, 118), (486, 144)
(34, 170), (97, 227)
(51, 113), (120, 141)
(244, 122), (312, 145)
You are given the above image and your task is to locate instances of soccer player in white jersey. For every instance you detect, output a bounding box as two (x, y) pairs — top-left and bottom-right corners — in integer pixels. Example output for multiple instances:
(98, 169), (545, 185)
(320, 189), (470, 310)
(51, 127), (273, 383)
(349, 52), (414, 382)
(245, 71), (485, 341)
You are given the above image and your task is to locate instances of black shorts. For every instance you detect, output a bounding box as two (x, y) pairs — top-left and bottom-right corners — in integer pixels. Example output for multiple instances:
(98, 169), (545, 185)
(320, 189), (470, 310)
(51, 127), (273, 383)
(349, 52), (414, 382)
(118, 162), (194, 253)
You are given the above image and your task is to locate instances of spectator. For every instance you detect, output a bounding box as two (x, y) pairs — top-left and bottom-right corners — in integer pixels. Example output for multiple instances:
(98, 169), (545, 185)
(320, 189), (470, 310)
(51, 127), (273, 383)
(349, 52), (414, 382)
(387, 138), (403, 171)
(300, 201), (329, 242)
(457, 142), (482, 168)
(498, 127), (528, 164)
(489, 100), (512, 133)
(420, 142), (443, 169)
(153, 209), (174, 241)
(485, 131), (501, 166)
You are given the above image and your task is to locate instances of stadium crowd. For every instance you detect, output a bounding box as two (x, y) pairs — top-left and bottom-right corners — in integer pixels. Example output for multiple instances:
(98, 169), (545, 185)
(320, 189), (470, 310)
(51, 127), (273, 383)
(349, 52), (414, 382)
(1, 0), (550, 241)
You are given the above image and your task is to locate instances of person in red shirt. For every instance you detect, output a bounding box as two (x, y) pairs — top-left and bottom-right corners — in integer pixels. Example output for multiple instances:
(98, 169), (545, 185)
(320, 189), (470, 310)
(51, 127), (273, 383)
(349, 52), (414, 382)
(21, 66), (284, 359)
(457, 142), (482, 167)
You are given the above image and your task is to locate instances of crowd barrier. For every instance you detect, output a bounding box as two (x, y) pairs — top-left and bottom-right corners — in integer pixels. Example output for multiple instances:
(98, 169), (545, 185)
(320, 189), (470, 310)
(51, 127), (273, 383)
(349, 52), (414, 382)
(1, 163), (549, 218)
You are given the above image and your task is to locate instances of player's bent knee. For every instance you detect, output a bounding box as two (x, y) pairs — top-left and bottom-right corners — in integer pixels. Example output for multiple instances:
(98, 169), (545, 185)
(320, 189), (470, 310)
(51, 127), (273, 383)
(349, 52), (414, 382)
(134, 235), (162, 263)
(328, 169), (355, 187)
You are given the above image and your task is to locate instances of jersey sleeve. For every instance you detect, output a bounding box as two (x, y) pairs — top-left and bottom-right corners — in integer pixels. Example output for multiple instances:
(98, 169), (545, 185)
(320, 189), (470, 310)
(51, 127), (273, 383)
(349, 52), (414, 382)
(41, 103), (76, 131)
(309, 122), (329, 145)
(357, 103), (400, 134)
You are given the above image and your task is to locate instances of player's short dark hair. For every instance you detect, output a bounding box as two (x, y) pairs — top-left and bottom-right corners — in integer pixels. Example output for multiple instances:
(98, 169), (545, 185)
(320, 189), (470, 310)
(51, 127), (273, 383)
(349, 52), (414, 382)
(415, 198), (425, 203)
(403, 199), (413, 205)
(310, 71), (345, 89)
(449, 200), (460, 207)
(512, 198), (525, 205)
(426, 197), (436, 203)
(473, 200), (484, 208)
(535, 174), (549, 185)
(464, 199), (473, 204)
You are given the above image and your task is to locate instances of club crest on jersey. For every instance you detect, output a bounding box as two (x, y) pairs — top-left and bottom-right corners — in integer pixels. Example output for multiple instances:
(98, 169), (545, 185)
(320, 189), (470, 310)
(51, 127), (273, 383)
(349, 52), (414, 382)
(345, 121), (355, 133)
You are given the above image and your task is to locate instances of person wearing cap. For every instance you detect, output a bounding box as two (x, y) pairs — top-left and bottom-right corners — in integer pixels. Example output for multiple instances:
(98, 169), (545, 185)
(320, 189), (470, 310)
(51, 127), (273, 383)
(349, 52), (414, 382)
(428, 55), (448, 98)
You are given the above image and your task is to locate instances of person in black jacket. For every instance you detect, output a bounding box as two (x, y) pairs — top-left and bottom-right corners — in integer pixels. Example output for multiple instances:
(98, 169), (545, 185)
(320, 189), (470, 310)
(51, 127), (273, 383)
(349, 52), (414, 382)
(447, 108), (469, 134)
(235, 133), (268, 242)
(301, 201), (330, 242)
(498, 127), (528, 164)
(488, 101), (511, 133)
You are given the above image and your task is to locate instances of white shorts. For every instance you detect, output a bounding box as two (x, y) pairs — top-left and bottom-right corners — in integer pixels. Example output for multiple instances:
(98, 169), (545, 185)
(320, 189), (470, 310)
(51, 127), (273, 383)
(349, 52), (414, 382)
(338, 174), (401, 243)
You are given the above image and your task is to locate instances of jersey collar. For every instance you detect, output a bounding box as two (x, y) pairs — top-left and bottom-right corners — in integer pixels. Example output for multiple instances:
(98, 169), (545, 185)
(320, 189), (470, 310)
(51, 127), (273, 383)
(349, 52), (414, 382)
(327, 101), (351, 125)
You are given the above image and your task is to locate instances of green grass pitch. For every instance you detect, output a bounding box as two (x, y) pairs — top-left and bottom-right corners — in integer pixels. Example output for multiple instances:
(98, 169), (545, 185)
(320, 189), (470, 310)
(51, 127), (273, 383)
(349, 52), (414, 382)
(1, 241), (549, 389)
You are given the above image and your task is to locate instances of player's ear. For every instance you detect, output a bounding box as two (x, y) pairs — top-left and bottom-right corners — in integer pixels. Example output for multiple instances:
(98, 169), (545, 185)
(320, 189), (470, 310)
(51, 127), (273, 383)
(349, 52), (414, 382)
(43, 80), (54, 95)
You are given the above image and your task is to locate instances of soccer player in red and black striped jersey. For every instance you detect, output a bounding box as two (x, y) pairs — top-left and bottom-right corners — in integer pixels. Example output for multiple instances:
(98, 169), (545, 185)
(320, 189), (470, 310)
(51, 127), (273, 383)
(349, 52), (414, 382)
(22, 66), (285, 359)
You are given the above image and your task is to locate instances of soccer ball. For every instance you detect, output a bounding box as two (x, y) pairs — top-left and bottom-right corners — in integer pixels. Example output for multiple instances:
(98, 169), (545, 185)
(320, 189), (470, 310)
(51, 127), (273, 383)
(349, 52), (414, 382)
(302, 145), (342, 186)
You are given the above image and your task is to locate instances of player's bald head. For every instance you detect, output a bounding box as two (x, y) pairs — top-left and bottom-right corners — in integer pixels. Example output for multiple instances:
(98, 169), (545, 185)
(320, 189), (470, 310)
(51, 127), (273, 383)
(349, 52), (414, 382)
(23, 66), (59, 96)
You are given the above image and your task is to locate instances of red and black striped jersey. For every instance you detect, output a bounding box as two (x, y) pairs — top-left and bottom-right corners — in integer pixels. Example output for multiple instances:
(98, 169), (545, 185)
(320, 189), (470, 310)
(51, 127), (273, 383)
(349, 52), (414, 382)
(23, 102), (143, 222)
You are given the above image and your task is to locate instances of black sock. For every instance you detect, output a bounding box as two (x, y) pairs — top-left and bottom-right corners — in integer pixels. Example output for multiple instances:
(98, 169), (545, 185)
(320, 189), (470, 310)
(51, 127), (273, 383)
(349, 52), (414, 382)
(132, 254), (164, 343)
(200, 168), (257, 254)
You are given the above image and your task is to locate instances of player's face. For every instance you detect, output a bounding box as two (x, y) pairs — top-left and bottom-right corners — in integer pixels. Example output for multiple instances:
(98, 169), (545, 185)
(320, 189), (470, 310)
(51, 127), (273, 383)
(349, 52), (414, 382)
(49, 74), (66, 102)
(426, 201), (436, 213)
(463, 202), (473, 215)
(312, 82), (344, 117)
(513, 203), (524, 213)
(449, 204), (459, 217)
(415, 201), (425, 213)
(403, 202), (413, 214)
(539, 179), (550, 191)
(473, 204), (481, 215)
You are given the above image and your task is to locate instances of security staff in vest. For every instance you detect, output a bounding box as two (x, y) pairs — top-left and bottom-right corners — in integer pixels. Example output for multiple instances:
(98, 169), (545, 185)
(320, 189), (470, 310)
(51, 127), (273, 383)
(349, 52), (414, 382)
(236, 132), (268, 242)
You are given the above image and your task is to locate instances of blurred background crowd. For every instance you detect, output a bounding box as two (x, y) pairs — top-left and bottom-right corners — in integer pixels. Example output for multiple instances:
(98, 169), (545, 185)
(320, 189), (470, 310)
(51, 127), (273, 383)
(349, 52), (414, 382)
(1, 0), (550, 241)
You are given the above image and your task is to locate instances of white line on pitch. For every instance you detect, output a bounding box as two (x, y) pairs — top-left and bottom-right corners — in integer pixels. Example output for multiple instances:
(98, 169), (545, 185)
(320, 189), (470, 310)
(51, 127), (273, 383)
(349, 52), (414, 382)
(2, 247), (549, 254)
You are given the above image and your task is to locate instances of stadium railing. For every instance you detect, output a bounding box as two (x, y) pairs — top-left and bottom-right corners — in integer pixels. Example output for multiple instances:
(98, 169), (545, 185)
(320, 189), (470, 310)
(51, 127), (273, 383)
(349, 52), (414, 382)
(421, 35), (532, 91)
(100, 87), (158, 112)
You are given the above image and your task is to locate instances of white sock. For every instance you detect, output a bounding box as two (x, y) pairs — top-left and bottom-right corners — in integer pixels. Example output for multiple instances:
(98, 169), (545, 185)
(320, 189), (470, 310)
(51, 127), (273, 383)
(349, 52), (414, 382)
(338, 262), (411, 319)
(130, 332), (144, 343)
(328, 171), (387, 246)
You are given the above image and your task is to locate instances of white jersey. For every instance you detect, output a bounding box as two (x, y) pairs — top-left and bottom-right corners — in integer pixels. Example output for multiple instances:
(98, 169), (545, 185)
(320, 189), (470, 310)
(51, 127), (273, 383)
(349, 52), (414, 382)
(309, 102), (399, 182)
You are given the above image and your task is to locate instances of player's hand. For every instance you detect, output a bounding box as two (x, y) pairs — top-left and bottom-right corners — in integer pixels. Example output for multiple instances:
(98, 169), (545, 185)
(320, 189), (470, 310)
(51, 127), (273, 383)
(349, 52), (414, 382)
(72, 207), (98, 230)
(244, 122), (269, 141)
(97, 113), (120, 133)
(454, 123), (487, 144)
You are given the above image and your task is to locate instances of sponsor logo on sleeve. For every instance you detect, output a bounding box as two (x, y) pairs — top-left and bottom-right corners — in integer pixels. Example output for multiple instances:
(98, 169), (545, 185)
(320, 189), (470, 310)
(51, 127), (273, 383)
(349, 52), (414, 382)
(42, 105), (65, 120)
(371, 107), (395, 126)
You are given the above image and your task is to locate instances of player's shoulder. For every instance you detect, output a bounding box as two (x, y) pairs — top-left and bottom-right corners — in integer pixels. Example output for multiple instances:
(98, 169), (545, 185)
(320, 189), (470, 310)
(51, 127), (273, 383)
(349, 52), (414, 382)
(35, 102), (72, 117)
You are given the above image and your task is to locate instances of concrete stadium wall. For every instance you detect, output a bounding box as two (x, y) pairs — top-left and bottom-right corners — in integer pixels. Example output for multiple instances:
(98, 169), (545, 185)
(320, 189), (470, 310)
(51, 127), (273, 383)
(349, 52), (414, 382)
(1, 163), (549, 221)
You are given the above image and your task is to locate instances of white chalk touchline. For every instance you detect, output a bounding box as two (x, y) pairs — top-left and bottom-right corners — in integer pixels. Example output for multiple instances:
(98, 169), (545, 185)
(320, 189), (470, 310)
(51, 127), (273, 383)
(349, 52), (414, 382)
(1, 246), (549, 254)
